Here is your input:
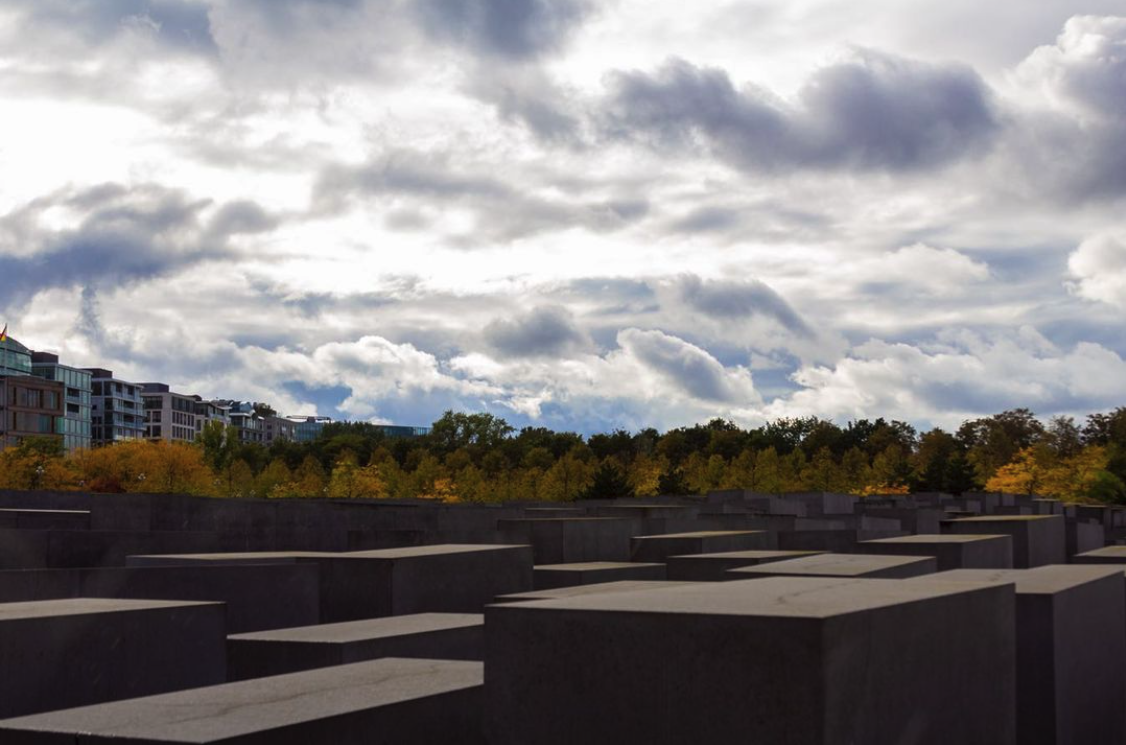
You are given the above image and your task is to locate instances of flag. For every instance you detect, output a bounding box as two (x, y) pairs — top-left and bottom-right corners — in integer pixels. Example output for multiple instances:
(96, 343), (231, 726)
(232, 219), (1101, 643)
(0, 324), (6, 342)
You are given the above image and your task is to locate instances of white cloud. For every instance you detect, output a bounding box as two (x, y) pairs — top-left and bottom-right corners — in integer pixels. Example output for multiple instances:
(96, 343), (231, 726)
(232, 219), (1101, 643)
(4, 5), (1126, 434)
(766, 328), (1126, 427)
(1067, 232), (1126, 308)
(860, 244), (991, 292)
(1015, 16), (1126, 122)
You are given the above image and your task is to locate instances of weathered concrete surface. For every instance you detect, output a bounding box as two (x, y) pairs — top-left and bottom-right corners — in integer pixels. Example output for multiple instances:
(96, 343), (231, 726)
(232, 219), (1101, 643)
(665, 550), (825, 581)
(920, 566), (1126, 745)
(0, 509), (91, 530)
(629, 530), (773, 563)
(857, 534), (1013, 571)
(0, 598), (226, 719)
(776, 529), (908, 553)
(228, 613), (483, 680)
(0, 529), (227, 569)
(496, 518), (634, 563)
(1072, 546), (1126, 565)
(493, 580), (698, 604)
(128, 544), (533, 620)
(728, 553), (938, 580)
(943, 516), (1066, 568)
(1066, 521), (1107, 559)
(485, 577), (1016, 744)
(0, 658), (485, 744)
(532, 562), (666, 589)
(0, 564), (320, 633)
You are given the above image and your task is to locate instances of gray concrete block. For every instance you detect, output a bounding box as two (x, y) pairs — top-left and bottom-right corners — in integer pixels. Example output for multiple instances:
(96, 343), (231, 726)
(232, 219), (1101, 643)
(593, 505), (699, 520)
(0, 529), (226, 569)
(786, 492), (858, 515)
(227, 613), (484, 680)
(0, 598), (226, 718)
(919, 567), (1126, 745)
(485, 577), (1016, 744)
(1034, 499), (1064, 515)
(857, 534), (1013, 571)
(128, 545), (533, 621)
(496, 518), (635, 563)
(854, 507), (943, 535)
(494, 580), (698, 604)
(1066, 521), (1105, 559)
(629, 530), (773, 562)
(943, 516), (1067, 568)
(0, 509), (91, 531)
(0, 564), (320, 633)
(0, 658), (484, 744)
(777, 529), (908, 553)
(665, 550), (825, 581)
(533, 562), (666, 589)
(729, 553), (938, 580)
(1071, 546), (1126, 565)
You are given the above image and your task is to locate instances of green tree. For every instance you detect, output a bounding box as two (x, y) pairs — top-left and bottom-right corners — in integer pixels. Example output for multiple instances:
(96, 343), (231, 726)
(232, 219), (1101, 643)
(581, 459), (634, 500)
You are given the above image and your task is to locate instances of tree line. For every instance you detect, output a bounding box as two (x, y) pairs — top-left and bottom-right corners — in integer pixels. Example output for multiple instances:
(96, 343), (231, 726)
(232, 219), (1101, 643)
(1, 408), (1125, 504)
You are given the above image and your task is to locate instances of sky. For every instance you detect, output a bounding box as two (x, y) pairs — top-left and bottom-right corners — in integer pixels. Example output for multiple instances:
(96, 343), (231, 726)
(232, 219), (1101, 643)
(1, 0), (1125, 435)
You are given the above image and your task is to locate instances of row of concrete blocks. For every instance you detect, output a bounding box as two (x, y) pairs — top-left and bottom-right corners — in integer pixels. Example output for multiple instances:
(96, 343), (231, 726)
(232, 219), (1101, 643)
(0, 534), (1018, 719)
(0, 516), (1077, 640)
(7, 557), (1126, 743)
(0, 489), (1112, 566)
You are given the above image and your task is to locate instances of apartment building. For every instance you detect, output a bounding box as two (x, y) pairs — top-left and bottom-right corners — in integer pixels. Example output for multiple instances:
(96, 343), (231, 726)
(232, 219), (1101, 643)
(85, 369), (145, 445)
(0, 336), (65, 451)
(31, 352), (92, 452)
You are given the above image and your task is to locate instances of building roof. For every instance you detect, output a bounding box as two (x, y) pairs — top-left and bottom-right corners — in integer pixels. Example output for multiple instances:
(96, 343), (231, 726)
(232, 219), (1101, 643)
(0, 336), (30, 354)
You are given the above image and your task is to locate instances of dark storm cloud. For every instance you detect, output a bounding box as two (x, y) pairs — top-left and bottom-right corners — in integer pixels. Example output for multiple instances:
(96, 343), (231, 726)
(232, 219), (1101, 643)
(314, 150), (648, 243)
(604, 52), (999, 173)
(677, 275), (813, 337)
(13, 0), (215, 52)
(0, 184), (273, 308)
(414, 0), (591, 59)
(484, 306), (586, 358)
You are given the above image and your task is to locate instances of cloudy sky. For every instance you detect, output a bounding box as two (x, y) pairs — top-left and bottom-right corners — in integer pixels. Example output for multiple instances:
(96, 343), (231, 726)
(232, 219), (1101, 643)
(2, 0), (1125, 434)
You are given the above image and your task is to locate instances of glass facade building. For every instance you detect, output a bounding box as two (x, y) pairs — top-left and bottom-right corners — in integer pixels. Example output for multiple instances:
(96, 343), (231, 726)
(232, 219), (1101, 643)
(32, 353), (92, 452)
(85, 369), (145, 445)
(289, 416), (333, 443)
(0, 337), (65, 451)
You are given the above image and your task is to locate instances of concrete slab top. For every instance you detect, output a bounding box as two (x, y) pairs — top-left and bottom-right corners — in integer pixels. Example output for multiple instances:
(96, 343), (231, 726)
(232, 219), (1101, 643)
(534, 562), (666, 571)
(668, 550), (823, 561)
(127, 552), (322, 565)
(498, 577), (1009, 619)
(341, 544), (529, 559)
(228, 613), (483, 644)
(1075, 546), (1126, 560)
(862, 535), (1009, 545)
(0, 508), (91, 515)
(945, 515), (1060, 523)
(729, 553), (935, 577)
(497, 581), (698, 602)
(923, 566), (1124, 594)
(632, 530), (765, 541)
(498, 518), (627, 523)
(0, 597), (223, 622)
(0, 658), (483, 742)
